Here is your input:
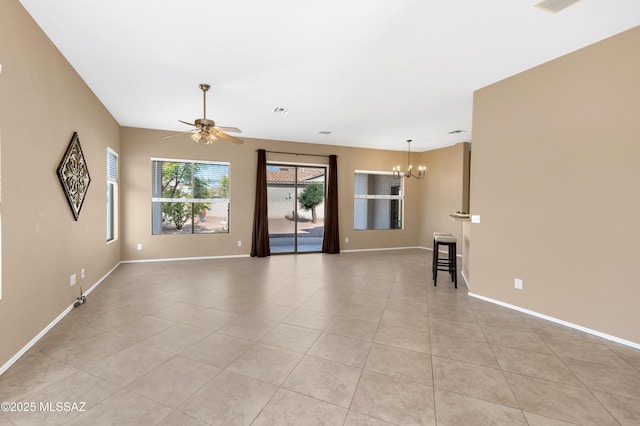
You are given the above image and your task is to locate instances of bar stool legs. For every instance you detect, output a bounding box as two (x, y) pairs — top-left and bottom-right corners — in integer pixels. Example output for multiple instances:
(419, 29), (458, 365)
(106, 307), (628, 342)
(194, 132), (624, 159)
(433, 234), (457, 288)
(432, 232), (451, 277)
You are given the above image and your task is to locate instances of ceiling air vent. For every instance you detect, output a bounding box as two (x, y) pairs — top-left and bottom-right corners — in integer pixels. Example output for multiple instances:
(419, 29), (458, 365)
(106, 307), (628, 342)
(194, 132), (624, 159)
(534, 0), (581, 14)
(318, 131), (332, 135)
(272, 107), (289, 114)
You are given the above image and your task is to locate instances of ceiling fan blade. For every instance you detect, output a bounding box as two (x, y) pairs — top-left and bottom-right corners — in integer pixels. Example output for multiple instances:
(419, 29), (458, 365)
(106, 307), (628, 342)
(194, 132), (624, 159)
(160, 130), (192, 140)
(178, 119), (197, 127)
(215, 130), (243, 144)
(214, 126), (242, 133)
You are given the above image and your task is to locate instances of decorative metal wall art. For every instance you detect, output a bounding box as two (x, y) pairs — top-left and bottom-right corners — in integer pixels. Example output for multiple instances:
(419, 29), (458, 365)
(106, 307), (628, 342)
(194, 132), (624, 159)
(57, 132), (91, 220)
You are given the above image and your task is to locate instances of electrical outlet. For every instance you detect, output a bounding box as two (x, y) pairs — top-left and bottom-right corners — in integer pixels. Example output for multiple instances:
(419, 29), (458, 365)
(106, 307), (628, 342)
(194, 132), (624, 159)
(137, 243), (142, 251)
(345, 237), (349, 243)
(70, 274), (77, 287)
(515, 278), (523, 290)
(471, 215), (481, 223)
(81, 268), (85, 279)
(237, 240), (242, 247)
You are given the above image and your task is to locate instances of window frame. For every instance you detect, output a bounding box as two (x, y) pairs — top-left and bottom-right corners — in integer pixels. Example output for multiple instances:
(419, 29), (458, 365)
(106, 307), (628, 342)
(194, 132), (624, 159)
(151, 157), (231, 235)
(353, 170), (404, 231)
(106, 147), (118, 243)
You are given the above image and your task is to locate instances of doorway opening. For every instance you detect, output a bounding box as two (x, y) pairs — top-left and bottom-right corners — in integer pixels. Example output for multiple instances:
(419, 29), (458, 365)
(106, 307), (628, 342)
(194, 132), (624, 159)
(267, 164), (326, 253)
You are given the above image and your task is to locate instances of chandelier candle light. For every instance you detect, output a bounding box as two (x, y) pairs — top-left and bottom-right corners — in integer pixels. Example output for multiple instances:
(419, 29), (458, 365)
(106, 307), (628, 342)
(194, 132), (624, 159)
(393, 139), (425, 179)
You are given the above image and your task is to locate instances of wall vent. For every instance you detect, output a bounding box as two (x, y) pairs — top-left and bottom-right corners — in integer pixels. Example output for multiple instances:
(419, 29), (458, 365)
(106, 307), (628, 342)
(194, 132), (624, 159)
(534, 0), (581, 14)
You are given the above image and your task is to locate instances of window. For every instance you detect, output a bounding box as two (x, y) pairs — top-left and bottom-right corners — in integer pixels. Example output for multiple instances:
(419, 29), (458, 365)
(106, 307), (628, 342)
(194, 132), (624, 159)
(106, 148), (118, 242)
(152, 158), (230, 235)
(354, 171), (403, 230)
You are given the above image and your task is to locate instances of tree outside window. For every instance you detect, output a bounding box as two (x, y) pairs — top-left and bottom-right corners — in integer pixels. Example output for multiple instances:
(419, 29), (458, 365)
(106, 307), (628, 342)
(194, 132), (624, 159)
(298, 182), (324, 223)
(152, 159), (230, 234)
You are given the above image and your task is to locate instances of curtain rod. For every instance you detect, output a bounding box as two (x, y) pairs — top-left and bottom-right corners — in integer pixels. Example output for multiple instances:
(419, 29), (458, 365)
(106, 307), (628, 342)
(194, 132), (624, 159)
(257, 149), (335, 158)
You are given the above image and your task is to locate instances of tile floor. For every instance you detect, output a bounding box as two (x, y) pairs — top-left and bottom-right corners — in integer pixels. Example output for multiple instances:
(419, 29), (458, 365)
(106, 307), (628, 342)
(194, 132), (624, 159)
(1, 249), (639, 425)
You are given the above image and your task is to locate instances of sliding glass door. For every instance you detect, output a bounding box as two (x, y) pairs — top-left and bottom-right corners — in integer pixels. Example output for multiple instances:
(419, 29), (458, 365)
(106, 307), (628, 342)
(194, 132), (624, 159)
(267, 164), (326, 253)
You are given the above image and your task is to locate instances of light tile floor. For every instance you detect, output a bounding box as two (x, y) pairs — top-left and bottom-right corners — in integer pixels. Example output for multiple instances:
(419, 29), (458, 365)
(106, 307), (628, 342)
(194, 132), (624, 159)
(1, 249), (640, 425)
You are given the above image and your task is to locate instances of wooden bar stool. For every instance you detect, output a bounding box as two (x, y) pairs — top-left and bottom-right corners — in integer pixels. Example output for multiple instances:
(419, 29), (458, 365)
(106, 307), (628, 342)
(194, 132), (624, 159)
(432, 232), (452, 276)
(433, 234), (457, 288)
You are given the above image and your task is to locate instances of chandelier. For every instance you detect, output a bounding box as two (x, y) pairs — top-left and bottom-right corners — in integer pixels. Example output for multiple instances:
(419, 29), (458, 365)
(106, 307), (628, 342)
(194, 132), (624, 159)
(393, 139), (425, 179)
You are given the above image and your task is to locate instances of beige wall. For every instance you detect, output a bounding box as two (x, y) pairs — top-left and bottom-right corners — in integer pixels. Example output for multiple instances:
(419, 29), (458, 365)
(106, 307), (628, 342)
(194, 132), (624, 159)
(120, 127), (425, 260)
(0, 0), (460, 371)
(469, 27), (640, 343)
(418, 142), (470, 249)
(0, 0), (121, 367)
(462, 220), (471, 283)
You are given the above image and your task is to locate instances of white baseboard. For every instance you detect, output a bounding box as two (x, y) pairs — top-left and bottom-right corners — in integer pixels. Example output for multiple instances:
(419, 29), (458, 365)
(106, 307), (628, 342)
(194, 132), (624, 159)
(421, 246), (463, 258)
(468, 292), (640, 350)
(124, 247), (453, 258)
(121, 254), (250, 264)
(461, 270), (471, 290)
(342, 245), (463, 257)
(0, 262), (121, 377)
(0, 304), (74, 376)
(84, 262), (121, 296)
(342, 246), (424, 253)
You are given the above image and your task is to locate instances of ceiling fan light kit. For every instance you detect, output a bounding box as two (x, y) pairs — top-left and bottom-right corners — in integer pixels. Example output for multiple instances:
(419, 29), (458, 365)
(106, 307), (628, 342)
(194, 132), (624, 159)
(191, 128), (217, 144)
(393, 139), (425, 179)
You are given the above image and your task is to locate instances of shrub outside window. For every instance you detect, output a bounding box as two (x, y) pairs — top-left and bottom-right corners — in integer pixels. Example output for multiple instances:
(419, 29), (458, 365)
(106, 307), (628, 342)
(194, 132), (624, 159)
(151, 158), (230, 235)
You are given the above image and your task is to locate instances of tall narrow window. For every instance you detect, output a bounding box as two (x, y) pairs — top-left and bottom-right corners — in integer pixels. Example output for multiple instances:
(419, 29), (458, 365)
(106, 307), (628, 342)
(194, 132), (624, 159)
(106, 148), (118, 242)
(353, 171), (403, 230)
(151, 158), (230, 235)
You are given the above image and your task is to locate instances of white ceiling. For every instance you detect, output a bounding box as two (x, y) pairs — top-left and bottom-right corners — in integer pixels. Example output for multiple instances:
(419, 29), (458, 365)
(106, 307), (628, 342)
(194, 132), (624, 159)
(18, 0), (640, 152)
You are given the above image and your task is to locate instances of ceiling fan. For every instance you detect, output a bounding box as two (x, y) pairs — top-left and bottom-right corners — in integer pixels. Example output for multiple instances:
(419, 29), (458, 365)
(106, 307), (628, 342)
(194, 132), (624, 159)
(162, 83), (243, 144)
